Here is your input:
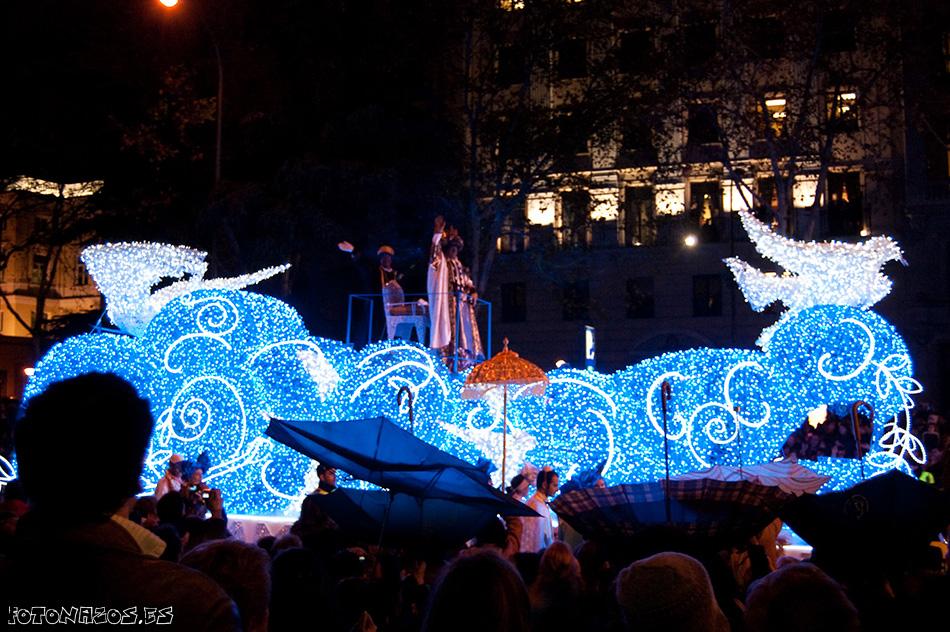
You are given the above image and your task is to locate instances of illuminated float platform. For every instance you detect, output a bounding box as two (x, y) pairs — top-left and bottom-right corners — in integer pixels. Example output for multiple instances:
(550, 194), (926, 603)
(2, 210), (926, 525)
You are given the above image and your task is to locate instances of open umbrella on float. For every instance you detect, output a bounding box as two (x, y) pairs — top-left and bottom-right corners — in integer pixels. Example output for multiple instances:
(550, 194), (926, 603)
(312, 487), (520, 548)
(462, 337), (549, 488)
(265, 416), (538, 545)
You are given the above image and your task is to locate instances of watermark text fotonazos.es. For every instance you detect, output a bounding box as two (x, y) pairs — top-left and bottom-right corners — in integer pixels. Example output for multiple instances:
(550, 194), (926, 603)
(8, 606), (173, 625)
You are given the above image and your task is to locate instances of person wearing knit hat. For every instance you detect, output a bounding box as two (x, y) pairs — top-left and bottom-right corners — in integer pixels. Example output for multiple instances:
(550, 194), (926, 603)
(614, 551), (729, 632)
(154, 454), (184, 499)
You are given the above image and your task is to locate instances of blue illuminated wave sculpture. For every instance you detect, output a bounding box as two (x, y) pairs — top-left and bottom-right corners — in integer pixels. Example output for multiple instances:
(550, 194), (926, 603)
(21, 287), (925, 515)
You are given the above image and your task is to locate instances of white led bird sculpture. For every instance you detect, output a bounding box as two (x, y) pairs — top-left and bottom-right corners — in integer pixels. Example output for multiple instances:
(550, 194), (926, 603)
(725, 208), (905, 347)
(82, 242), (290, 336)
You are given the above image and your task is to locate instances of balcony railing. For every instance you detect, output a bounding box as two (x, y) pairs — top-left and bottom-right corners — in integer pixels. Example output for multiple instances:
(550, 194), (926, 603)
(346, 291), (493, 372)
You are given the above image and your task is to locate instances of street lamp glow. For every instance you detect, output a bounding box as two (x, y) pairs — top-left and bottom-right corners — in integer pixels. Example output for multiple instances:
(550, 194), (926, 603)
(684, 234), (698, 247)
(159, 0), (179, 8)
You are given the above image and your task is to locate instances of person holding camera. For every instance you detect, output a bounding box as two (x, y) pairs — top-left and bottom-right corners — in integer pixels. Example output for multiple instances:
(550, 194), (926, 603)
(180, 453), (224, 520)
(154, 454), (184, 499)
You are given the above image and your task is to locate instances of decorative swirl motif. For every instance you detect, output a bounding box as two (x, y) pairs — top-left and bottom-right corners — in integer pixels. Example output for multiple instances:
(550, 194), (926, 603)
(817, 318), (875, 381)
(646, 372), (691, 440)
(25, 282), (928, 512)
(724, 361), (771, 429)
(261, 459), (308, 503)
(246, 340), (341, 401)
(163, 297), (241, 374)
(350, 344), (449, 402)
(179, 295), (241, 336)
(548, 377), (618, 477)
(203, 438), (270, 483)
(587, 409), (616, 477)
(645, 362), (774, 469)
(867, 351), (925, 471)
(0, 454), (15, 491)
(155, 376), (248, 456)
(164, 334), (233, 373)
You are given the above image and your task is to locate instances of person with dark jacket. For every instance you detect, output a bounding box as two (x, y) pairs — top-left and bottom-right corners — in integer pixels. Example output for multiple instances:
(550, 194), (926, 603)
(1, 373), (240, 631)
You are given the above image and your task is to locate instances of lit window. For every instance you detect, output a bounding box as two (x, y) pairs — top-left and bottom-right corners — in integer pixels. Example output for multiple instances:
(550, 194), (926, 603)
(827, 90), (858, 131)
(499, 0), (524, 10)
(762, 95), (787, 137)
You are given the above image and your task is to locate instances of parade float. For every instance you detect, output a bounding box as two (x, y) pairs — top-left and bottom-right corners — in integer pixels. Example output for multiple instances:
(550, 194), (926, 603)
(4, 209), (925, 517)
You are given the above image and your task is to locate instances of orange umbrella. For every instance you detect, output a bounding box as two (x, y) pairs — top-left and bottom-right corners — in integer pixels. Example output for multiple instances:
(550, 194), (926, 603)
(462, 338), (549, 487)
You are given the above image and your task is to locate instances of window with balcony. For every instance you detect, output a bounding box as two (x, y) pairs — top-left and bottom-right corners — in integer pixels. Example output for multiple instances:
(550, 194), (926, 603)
(755, 177), (781, 225)
(30, 253), (48, 285)
(620, 112), (657, 165)
(626, 277), (655, 318)
(689, 181), (723, 241)
(555, 113), (589, 159)
(497, 209), (526, 253)
(75, 261), (90, 286)
(497, 45), (524, 86)
(826, 89), (858, 132)
(748, 16), (783, 59)
(562, 280), (590, 321)
(827, 172), (863, 237)
(560, 190), (591, 248)
(688, 104), (719, 145)
(820, 10), (857, 53)
(693, 274), (723, 317)
(556, 39), (588, 79)
(623, 186), (655, 246)
(684, 15), (718, 65)
(618, 29), (652, 74)
(501, 282), (527, 323)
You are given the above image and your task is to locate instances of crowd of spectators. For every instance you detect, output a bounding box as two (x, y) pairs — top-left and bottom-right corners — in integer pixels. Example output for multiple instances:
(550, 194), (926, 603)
(0, 373), (948, 632)
(782, 404), (950, 490)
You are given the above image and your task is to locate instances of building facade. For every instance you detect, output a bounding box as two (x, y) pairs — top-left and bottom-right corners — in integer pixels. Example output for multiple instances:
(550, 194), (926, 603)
(0, 177), (103, 398)
(472, 1), (950, 407)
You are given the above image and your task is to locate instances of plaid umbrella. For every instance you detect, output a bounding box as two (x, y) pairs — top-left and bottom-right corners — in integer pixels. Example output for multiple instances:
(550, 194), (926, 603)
(672, 461), (830, 496)
(551, 478), (793, 546)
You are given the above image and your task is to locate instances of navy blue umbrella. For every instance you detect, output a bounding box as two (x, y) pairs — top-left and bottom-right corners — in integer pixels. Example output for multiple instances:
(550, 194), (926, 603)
(781, 469), (950, 569)
(266, 416), (537, 517)
(312, 488), (516, 548)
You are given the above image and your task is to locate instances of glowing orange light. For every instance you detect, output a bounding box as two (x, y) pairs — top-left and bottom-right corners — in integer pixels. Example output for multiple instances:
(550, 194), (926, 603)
(159, 0), (179, 8)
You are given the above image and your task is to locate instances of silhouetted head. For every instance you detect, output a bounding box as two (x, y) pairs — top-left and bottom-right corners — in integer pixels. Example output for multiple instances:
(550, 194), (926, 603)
(745, 563), (859, 632)
(16, 373), (152, 521)
(422, 551), (529, 632)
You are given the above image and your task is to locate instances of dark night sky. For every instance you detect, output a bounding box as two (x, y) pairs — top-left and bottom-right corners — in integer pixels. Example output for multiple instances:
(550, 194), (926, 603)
(0, 0), (452, 178)
(0, 0), (459, 339)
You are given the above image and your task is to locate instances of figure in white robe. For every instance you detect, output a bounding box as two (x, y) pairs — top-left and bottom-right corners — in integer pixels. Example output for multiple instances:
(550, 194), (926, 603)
(427, 216), (483, 368)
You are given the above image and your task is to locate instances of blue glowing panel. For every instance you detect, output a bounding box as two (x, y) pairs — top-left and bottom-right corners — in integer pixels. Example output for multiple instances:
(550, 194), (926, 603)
(22, 289), (924, 515)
